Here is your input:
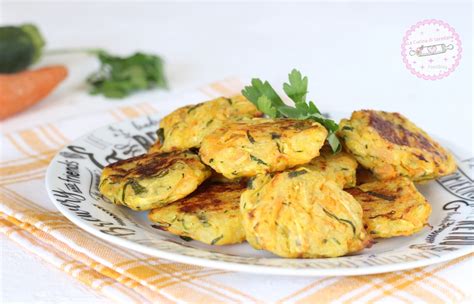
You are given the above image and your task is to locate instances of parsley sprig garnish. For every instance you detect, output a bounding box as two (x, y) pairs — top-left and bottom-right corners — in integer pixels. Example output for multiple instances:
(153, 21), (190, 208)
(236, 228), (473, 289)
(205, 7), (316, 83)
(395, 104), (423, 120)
(242, 69), (341, 153)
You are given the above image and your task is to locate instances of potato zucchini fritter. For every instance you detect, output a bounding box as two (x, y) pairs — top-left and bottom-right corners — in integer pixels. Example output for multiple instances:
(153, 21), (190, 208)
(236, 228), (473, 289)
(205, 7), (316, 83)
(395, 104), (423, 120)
(338, 110), (456, 181)
(306, 147), (358, 188)
(99, 151), (211, 211)
(346, 177), (432, 238)
(148, 181), (246, 245)
(154, 95), (262, 152)
(200, 118), (328, 179)
(241, 169), (369, 258)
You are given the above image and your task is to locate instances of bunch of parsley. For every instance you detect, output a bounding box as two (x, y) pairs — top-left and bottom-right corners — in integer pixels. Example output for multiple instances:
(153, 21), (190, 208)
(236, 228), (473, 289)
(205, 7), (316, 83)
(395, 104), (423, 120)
(45, 48), (167, 98)
(242, 69), (341, 153)
(87, 50), (167, 98)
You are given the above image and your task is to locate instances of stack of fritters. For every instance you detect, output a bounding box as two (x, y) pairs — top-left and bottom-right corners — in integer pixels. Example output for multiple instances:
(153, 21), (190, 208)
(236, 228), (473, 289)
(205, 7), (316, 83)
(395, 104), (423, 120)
(99, 97), (457, 258)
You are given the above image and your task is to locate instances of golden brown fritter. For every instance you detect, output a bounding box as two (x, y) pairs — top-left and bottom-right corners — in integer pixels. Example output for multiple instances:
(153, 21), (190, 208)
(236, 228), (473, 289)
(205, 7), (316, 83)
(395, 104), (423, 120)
(200, 118), (328, 179)
(99, 151), (211, 211)
(346, 177), (432, 238)
(154, 95), (262, 152)
(305, 147), (358, 188)
(241, 169), (370, 258)
(338, 110), (456, 181)
(148, 181), (246, 245)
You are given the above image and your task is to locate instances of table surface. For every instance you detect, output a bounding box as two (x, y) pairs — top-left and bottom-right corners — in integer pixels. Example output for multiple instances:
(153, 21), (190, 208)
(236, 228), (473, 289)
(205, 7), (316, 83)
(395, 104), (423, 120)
(1, 1), (472, 302)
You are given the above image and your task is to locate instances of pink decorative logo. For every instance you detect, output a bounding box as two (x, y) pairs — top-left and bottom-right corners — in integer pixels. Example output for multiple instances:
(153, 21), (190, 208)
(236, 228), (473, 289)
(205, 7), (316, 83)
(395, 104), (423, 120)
(401, 19), (462, 80)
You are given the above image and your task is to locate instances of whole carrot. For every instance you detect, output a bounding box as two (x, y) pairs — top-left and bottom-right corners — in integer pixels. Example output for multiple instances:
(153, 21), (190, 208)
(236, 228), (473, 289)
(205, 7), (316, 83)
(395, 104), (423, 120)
(0, 65), (67, 120)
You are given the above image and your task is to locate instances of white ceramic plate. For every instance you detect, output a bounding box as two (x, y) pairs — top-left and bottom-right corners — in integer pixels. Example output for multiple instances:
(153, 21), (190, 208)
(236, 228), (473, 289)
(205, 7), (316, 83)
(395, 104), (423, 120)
(45, 114), (474, 276)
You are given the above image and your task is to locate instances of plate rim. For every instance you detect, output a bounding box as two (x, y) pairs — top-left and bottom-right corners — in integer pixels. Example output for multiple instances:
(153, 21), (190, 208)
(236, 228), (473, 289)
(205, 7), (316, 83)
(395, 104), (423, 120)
(45, 117), (474, 277)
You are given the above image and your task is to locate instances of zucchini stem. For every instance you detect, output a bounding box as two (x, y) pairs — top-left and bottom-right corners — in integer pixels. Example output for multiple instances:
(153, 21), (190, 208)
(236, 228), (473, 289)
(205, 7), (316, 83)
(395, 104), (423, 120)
(44, 48), (104, 56)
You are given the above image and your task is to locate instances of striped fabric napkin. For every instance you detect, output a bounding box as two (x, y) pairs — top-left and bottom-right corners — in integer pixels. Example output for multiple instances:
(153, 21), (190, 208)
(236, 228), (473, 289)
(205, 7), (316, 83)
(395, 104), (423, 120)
(1, 78), (472, 303)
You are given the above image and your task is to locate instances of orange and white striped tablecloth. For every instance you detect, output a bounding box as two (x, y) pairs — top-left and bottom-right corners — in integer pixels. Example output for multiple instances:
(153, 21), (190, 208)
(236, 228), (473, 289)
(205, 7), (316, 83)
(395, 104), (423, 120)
(1, 78), (473, 303)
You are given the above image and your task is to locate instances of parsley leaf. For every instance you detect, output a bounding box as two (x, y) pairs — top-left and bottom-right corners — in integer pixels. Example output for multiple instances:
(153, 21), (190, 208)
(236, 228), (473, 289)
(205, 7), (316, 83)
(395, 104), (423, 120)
(87, 51), (167, 98)
(256, 95), (278, 118)
(242, 79), (286, 117)
(283, 69), (308, 106)
(241, 69), (341, 153)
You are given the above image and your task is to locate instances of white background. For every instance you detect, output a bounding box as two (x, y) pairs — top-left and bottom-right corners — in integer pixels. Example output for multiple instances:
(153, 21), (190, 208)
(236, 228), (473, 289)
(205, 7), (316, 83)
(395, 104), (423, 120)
(1, 1), (472, 302)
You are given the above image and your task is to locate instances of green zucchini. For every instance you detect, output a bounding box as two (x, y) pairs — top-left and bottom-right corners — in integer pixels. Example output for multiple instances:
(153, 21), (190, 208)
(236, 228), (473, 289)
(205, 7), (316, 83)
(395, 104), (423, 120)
(0, 24), (45, 73)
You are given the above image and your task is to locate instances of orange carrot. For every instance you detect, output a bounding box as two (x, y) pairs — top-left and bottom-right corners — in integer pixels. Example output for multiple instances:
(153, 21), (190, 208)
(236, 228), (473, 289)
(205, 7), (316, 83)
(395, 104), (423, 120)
(0, 65), (68, 120)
